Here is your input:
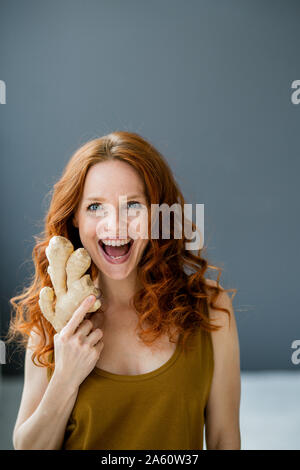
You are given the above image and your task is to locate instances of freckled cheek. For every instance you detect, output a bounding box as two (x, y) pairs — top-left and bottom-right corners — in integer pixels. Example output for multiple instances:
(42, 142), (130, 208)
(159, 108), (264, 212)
(130, 217), (149, 243)
(135, 239), (149, 255)
(78, 218), (98, 239)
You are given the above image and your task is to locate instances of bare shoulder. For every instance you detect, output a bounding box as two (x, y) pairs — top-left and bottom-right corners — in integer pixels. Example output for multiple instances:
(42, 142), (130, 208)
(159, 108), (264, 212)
(202, 279), (241, 449)
(203, 278), (235, 328)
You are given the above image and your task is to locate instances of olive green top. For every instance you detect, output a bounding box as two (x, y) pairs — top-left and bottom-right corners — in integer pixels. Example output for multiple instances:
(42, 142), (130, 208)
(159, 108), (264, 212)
(47, 325), (214, 450)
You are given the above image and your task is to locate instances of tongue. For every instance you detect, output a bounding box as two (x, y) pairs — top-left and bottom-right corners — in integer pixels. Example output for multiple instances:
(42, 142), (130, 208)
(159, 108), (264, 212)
(104, 242), (130, 257)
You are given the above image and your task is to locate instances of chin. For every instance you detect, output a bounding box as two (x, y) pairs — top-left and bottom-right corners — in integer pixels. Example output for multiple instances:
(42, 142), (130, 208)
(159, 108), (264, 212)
(100, 267), (135, 281)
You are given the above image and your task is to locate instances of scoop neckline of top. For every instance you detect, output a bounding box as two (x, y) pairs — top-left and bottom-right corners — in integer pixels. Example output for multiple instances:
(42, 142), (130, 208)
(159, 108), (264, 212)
(91, 333), (182, 382)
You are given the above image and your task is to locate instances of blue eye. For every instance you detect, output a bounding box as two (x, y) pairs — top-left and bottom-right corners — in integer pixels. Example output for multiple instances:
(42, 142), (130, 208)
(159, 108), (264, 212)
(87, 203), (101, 212)
(128, 201), (141, 209)
(87, 201), (141, 212)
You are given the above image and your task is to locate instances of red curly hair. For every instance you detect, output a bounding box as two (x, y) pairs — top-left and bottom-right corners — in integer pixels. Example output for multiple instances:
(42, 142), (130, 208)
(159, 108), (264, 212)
(6, 131), (237, 373)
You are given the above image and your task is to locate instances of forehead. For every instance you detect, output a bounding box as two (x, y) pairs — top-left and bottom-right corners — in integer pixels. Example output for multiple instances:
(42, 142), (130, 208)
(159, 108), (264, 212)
(82, 160), (145, 199)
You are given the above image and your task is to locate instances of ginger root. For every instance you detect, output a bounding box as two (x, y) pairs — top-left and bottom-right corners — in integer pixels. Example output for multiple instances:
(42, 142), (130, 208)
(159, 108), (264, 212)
(39, 235), (101, 333)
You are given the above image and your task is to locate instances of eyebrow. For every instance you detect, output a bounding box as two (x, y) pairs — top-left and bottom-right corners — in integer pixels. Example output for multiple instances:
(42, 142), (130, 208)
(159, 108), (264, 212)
(84, 194), (145, 202)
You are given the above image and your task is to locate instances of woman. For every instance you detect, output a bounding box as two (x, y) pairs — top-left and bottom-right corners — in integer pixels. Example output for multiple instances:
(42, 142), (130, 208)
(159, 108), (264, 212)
(7, 131), (241, 450)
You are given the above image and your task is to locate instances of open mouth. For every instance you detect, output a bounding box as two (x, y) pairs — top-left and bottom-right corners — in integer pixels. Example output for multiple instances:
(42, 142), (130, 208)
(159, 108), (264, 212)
(98, 239), (134, 264)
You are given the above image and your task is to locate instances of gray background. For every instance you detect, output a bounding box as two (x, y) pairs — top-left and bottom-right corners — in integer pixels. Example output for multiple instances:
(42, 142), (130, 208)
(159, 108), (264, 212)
(1, 0), (300, 376)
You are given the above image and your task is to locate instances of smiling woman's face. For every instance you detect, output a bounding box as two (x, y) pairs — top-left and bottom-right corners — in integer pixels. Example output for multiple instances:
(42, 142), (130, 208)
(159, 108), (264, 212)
(73, 159), (150, 280)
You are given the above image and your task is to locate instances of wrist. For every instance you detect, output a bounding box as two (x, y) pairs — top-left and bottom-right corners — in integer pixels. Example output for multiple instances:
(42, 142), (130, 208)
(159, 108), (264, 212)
(51, 370), (79, 398)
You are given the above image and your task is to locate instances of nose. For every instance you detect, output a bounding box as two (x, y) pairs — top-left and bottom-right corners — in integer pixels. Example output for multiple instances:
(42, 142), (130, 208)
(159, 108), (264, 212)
(96, 205), (128, 239)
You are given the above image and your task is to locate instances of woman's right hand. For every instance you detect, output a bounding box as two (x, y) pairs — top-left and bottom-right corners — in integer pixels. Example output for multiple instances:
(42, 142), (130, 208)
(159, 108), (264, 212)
(52, 295), (104, 391)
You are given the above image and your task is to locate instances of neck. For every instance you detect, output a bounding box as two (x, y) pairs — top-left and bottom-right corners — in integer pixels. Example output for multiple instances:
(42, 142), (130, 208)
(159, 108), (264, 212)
(95, 269), (141, 313)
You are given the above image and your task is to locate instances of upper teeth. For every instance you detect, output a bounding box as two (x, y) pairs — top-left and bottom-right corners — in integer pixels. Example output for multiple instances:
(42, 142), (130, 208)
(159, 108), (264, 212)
(101, 238), (131, 247)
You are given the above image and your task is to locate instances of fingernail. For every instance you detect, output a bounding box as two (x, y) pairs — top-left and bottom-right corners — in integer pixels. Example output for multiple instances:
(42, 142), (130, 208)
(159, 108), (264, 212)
(88, 295), (95, 302)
